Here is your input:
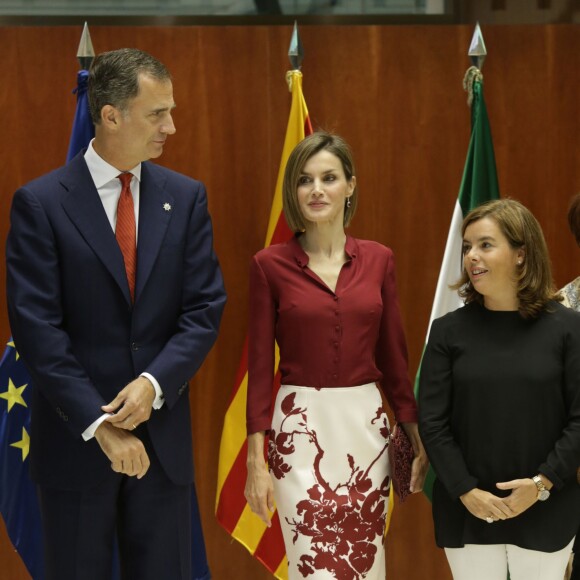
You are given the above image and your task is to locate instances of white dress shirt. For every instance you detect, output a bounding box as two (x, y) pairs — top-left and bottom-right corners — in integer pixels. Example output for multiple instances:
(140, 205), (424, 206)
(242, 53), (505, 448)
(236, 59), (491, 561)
(82, 140), (164, 441)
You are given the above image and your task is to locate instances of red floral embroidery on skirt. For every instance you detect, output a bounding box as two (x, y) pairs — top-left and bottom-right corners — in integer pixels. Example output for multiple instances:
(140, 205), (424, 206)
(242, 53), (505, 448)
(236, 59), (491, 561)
(269, 392), (390, 579)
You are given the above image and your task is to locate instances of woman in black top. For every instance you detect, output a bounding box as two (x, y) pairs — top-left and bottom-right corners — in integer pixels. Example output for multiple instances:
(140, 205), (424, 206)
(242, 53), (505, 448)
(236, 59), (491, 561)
(419, 199), (580, 580)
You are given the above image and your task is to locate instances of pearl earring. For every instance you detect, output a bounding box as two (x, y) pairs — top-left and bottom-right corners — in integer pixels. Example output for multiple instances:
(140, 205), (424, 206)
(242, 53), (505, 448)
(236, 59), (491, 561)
(346, 198), (352, 209)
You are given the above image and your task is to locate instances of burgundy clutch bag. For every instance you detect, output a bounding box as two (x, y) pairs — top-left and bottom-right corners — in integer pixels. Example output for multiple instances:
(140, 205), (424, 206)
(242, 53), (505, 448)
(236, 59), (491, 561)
(388, 424), (414, 502)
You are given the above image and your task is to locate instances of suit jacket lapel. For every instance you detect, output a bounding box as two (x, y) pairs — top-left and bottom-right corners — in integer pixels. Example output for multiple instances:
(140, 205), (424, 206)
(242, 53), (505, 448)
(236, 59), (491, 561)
(136, 163), (173, 301)
(60, 153), (132, 304)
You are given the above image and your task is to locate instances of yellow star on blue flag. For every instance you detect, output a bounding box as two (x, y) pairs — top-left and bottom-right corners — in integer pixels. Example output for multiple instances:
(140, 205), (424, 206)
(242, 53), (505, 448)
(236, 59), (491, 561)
(10, 427), (30, 461)
(6, 340), (19, 360)
(0, 378), (28, 412)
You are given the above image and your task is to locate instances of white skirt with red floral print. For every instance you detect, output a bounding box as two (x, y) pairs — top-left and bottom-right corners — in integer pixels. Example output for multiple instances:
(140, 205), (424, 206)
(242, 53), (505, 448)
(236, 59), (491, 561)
(269, 383), (391, 580)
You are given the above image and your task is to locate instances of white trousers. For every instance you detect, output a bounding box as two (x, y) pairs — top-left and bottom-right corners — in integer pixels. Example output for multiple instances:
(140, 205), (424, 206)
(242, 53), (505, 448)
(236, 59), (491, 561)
(444, 539), (575, 580)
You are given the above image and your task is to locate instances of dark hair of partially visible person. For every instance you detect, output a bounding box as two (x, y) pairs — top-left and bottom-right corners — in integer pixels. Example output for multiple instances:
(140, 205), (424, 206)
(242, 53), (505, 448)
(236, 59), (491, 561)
(452, 198), (561, 318)
(283, 131), (358, 233)
(88, 48), (172, 125)
(567, 193), (580, 247)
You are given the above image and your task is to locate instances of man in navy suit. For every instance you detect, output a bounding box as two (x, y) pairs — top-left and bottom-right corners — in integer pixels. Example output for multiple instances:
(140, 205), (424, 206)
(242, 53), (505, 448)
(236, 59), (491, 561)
(6, 48), (226, 580)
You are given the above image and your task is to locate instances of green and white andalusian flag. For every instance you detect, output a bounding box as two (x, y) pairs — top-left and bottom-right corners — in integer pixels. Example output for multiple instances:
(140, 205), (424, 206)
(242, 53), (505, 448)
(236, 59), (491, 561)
(415, 66), (500, 500)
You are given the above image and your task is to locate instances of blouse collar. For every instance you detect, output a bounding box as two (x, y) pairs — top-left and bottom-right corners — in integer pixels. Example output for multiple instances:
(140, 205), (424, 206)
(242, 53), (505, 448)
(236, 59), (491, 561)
(290, 234), (357, 268)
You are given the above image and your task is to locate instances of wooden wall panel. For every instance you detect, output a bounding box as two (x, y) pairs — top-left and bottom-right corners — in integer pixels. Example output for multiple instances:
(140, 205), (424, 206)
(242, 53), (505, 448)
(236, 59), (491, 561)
(0, 23), (578, 580)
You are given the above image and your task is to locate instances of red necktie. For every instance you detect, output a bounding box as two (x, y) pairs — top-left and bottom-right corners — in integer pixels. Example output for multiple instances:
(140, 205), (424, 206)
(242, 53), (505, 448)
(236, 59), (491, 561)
(116, 173), (136, 302)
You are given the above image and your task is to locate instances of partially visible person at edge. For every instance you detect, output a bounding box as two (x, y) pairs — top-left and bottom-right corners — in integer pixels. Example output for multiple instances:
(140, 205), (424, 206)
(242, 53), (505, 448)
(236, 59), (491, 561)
(419, 199), (580, 580)
(6, 48), (226, 580)
(244, 131), (429, 579)
(560, 193), (580, 580)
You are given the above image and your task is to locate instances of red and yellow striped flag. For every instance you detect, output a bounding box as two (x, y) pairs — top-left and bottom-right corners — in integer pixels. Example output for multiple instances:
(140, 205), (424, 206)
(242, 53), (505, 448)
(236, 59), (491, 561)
(215, 70), (312, 579)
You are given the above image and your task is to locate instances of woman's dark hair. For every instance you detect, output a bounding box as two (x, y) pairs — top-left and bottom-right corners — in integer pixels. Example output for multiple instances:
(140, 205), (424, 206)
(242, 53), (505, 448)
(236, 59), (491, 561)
(282, 131), (357, 233)
(453, 198), (560, 318)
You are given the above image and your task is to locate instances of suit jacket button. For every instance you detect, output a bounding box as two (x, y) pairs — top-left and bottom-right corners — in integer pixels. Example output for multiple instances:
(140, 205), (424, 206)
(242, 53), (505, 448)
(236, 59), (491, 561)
(131, 342), (139, 351)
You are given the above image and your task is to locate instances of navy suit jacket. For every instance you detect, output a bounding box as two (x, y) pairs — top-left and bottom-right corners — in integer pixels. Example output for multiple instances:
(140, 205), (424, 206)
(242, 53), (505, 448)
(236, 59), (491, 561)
(6, 152), (226, 490)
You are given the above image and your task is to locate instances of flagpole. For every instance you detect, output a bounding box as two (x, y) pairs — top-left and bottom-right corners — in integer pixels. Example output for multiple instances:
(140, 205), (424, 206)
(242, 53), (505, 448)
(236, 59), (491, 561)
(77, 21), (95, 70)
(468, 22), (486, 72)
(216, 23), (312, 580)
(415, 23), (499, 502)
(288, 20), (304, 71)
(66, 23), (96, 164)
(265, 21), (311, 249)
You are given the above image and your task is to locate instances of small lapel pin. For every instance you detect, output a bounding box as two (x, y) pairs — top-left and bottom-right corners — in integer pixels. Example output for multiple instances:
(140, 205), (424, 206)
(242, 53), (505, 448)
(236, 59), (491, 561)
(163, 203), (172, 212)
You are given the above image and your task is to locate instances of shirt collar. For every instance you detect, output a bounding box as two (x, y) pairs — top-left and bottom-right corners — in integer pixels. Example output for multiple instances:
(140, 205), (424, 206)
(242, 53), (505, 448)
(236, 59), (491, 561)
(84, 139), (142, 189)
(290, 234), (357, 268)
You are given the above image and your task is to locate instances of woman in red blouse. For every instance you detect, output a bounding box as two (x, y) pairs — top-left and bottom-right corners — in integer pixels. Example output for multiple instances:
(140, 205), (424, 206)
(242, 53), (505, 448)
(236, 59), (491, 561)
(244, 132), (428, 579)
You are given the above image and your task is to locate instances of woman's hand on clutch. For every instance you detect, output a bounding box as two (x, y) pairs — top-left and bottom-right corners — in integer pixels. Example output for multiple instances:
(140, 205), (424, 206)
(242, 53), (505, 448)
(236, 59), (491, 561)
(245, 432), (275, 527)
(400, 422), (429, 493)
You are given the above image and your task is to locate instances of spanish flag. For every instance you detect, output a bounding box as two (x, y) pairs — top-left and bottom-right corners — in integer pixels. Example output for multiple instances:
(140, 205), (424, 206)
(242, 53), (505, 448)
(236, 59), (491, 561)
(215, 69), (312, 579)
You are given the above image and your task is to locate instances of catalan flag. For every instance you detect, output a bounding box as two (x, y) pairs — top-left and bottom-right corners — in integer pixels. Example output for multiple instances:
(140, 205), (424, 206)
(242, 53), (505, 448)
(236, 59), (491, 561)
(215, 69), (312, 579)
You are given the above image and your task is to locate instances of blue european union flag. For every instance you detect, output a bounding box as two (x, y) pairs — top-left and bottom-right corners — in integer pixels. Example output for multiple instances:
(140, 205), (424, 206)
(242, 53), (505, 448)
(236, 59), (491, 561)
(0, 68), (94, 580)
(66, 70), (94, 164)
(0, 342), (44, 579)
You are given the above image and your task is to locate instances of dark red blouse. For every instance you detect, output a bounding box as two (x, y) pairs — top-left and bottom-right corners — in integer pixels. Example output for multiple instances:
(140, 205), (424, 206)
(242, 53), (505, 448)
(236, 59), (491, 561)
(246, 235), (418, 434)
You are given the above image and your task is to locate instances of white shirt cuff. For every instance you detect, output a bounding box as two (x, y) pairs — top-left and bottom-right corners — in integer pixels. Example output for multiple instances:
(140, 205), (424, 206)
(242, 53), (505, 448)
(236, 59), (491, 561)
(83, 373), (163, 441)
(140, 372), (164, 409)
(82, 413), (110, 441)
